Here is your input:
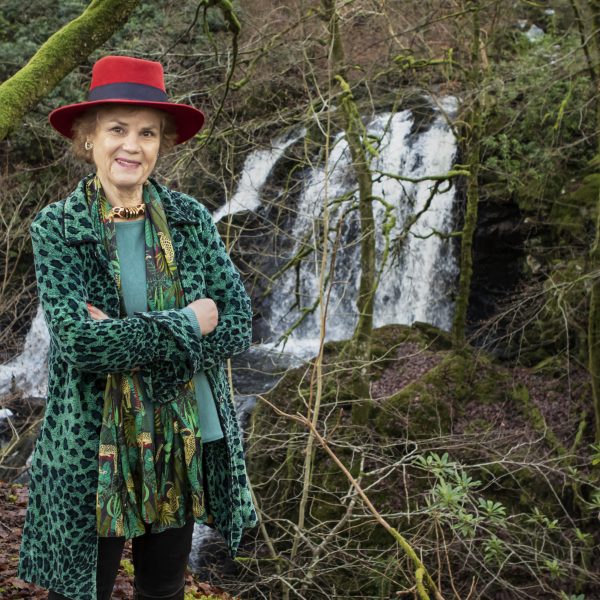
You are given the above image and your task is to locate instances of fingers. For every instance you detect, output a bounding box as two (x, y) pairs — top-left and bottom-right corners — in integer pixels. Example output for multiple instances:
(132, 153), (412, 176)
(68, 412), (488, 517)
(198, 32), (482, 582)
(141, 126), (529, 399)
(86, 303), (109, 320)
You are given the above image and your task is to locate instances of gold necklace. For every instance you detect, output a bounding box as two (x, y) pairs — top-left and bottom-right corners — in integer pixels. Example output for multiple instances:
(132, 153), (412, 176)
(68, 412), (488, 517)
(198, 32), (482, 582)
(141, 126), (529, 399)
(108, 203), (146, 220)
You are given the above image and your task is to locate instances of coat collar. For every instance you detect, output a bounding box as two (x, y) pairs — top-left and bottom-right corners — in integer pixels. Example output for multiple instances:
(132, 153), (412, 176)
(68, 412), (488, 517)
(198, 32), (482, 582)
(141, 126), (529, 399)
(62, 175), (202, 246)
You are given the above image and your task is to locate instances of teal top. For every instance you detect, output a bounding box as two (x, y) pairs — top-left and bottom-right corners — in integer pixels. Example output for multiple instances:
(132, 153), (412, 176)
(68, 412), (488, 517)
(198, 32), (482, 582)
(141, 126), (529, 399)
(114, 219), (224, 442)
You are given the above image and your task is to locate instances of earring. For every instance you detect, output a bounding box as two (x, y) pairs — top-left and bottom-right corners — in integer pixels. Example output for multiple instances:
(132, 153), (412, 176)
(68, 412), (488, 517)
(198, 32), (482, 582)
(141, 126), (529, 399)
(84, 141), (93, 151)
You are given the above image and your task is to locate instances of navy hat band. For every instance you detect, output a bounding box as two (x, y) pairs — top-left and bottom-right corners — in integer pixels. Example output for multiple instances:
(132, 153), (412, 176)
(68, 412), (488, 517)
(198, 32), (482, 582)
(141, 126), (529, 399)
(88, 82), (168, 103)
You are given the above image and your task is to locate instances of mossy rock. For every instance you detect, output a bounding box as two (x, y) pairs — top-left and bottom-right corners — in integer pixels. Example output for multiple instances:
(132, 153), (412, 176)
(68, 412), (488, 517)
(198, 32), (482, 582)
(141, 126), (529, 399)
(410, 321), (454, 350)
(506, 257), (589, 367)
(373, 378), (449, 437)
(370, 349), (511, 438)
(440, 349), (510, 404)
(460, 417), (497, 435)
(555, 172), (598, 241)
(370, 322), (453, 361)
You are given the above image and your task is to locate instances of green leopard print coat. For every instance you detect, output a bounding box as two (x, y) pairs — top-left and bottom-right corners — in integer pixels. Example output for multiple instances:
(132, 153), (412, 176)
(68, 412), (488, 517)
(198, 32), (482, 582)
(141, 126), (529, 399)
(18, 177), (259, 600)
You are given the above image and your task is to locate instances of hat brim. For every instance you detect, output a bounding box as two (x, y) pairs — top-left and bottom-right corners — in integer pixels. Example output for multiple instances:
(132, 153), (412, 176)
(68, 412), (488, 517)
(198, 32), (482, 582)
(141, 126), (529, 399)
(49, 99), (205, 145)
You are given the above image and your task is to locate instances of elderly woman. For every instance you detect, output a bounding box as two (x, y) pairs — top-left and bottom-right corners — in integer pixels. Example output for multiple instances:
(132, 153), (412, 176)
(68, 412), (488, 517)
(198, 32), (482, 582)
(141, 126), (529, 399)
(17, 55), (258, 600)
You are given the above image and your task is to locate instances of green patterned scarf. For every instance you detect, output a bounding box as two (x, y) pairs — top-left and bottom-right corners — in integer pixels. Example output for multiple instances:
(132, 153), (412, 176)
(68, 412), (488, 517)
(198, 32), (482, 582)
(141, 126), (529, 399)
(85, 174), (206, 538)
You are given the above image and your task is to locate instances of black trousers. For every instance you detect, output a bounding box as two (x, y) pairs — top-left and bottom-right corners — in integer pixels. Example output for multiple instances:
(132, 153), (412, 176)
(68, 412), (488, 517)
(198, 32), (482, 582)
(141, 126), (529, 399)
(47, 516), (195, 600)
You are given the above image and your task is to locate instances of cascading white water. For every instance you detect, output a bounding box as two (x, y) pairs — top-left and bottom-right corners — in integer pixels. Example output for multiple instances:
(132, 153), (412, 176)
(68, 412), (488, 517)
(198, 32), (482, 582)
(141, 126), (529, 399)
(0, 305), (49, 398)
(264, 97), (459, 357)
(212, 129), (306, 223)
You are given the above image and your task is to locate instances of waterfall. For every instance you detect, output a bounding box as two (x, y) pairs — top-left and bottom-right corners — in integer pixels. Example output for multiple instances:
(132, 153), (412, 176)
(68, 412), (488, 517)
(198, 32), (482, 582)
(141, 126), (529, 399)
(212, 129), (306, 223)
(0, 305), (49, 399)
(264, 97), (460, 357)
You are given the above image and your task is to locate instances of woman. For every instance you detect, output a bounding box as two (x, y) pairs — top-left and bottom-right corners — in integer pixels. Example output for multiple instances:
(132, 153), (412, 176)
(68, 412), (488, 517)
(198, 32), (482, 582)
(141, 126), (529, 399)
(17, 55), (258, 600)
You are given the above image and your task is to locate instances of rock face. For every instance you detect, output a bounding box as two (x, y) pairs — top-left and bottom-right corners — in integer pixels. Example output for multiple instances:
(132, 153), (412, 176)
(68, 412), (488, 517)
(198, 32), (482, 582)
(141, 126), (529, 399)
(467, 193), (527, 333)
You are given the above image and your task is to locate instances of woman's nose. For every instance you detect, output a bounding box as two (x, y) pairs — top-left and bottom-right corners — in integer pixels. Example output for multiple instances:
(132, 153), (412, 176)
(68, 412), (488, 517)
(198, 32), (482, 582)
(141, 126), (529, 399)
(122, 133), (141, 152)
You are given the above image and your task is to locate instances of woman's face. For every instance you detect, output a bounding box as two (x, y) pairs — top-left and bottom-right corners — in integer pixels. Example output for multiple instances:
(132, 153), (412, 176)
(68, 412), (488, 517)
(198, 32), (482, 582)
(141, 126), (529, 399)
(89, 106), (163, 195)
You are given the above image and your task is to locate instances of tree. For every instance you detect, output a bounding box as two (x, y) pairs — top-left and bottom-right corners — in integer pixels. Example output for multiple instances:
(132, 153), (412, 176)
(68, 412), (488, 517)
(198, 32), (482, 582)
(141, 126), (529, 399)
(321, 0), (377, 424)
(451, 0), (484, 350)
(585, 0), (600, 442)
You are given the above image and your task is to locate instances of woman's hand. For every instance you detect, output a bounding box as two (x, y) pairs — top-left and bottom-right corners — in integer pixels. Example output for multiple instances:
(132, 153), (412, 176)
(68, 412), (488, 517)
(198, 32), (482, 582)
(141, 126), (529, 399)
(87, 303), (109, 320)
(87, 303), (141, 372)
(187, 298), (218, 335)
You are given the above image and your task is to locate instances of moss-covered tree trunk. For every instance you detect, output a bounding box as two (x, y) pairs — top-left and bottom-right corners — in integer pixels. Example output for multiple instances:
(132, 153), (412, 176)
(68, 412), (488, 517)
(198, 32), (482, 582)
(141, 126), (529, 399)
(451, 0), (483, 350)
(321, 0), (376, 361)
(586, 0), (600, 442)
(321, 0), (376, 423)
(337, 75), (377, 358)
(0, 0), (142, 141)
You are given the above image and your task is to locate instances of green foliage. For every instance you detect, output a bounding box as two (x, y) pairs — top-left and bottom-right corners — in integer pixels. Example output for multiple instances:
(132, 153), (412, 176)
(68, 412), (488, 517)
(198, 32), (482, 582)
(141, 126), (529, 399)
(481, 30), (594, 217)
(590, 442), (600, 466)
(0, 1), (87, 81)
(0, 0), (87, 160)
(120, 558), (134, 576)
(477, 16), (595, 370)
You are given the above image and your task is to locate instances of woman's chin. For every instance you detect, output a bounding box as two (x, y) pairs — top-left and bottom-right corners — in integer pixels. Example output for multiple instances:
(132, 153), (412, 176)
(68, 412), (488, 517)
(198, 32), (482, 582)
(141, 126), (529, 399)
(102, 172), (149, 191)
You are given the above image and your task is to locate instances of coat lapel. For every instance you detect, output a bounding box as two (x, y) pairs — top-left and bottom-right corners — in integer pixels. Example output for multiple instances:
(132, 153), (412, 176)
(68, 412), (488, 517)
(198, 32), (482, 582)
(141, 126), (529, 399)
(62, 177), (202, 245)
(61, 176), (204, 311)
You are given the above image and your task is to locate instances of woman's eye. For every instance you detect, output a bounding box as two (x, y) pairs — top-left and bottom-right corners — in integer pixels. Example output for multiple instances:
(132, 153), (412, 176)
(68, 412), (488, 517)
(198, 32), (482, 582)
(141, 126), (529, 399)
(143, 131), (156, 137)
(110, 127), (123, 133)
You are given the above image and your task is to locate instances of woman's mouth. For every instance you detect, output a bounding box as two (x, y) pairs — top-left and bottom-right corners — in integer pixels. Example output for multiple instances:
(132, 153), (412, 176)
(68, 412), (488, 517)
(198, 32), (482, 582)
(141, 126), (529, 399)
(115, 158), (141, 169)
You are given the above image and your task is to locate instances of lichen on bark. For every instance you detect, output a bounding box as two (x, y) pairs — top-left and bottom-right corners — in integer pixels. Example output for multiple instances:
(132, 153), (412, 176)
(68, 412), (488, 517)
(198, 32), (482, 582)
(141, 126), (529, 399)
(585, 0), (600, 442)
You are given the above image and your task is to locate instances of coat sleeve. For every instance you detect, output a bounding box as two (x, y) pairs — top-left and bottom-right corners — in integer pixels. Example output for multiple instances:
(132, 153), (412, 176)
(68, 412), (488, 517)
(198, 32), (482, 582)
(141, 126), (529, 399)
(30, 208), (203, 375)
(195, 203), (253, 368)
(133, 201), (253, 373)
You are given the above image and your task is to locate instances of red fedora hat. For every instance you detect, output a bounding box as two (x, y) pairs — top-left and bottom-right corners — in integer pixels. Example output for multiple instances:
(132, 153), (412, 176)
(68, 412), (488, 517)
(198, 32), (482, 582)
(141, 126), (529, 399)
(49, 55), (205, 145)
